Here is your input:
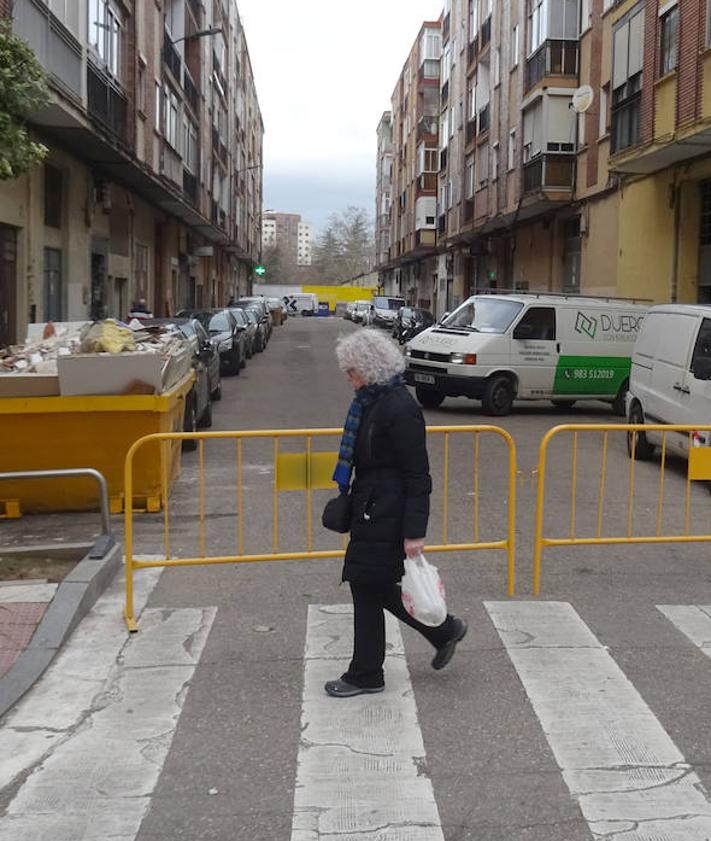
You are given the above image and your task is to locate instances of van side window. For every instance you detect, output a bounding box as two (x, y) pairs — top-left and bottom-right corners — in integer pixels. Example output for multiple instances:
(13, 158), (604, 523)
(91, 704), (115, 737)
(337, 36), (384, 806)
(514, 307), (556, 340)
(690, 318), (711, 379)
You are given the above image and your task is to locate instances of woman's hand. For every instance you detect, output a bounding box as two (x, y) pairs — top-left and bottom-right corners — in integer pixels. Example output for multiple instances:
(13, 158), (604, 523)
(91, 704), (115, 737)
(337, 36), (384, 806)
(404, 537), (426, 558)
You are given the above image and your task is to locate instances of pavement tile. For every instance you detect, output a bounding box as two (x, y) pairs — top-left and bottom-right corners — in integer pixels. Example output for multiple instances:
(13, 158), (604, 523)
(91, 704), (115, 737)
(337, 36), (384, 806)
(0, 623), (38, 649)
(0, 603), (47, 625)
(0, 648), (22, 678)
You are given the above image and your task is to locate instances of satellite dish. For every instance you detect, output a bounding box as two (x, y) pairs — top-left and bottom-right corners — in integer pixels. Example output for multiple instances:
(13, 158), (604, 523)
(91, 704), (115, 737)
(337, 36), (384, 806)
(571, 85), (594, 113)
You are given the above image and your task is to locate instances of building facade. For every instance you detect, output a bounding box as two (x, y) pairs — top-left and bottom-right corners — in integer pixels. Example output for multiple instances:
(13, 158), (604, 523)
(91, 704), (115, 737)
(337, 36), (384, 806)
(375, 111), (393, 271)
(261, 211), (313, 268)
(0, 0), (263, 347)
(378, 0), (711, 308)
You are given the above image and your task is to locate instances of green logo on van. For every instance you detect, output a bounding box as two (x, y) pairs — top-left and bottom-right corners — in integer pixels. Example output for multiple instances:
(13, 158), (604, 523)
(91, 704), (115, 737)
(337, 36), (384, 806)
(575, 312), (597, 339)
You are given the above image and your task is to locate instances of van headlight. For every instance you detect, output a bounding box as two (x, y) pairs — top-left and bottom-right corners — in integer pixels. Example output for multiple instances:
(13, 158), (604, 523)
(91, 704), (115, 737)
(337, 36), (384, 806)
(404, 346), (412, 357)
(450, 352), (477, 364)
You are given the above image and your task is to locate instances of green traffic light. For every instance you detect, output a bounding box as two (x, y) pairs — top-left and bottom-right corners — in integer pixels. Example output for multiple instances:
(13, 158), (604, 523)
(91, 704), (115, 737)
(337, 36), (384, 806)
(254, 265), (266, 277)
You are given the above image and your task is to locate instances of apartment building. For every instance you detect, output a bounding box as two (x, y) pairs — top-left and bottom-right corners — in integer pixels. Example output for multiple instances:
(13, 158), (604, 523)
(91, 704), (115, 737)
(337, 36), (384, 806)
(375, 111), (393, 270)
(0, 0), (263, 347)
(261, 211), (312, 267)
(379, 0), (711, 307)
(379, 22), (442, 307)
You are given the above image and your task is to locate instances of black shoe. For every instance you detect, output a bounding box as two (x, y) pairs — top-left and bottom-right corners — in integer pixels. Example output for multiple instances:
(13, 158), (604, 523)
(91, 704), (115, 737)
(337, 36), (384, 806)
(431, 618), (468, 671)
(324, 679), (385, 698)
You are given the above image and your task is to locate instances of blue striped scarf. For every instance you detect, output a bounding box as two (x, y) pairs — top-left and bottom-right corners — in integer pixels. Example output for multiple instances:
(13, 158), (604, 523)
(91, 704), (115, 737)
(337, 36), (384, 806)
(333, 376), (403, 492)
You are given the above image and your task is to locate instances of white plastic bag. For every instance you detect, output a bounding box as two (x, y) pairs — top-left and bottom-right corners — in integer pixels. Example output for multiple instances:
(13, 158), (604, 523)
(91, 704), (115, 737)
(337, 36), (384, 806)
(401, 553), (447, 627)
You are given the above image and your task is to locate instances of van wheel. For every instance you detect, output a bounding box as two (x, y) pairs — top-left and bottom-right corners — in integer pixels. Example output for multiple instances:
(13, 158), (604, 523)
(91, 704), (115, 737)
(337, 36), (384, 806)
(612, 379), (629, 417)
(551, 400), (576, 411)
(627, 404), (655, 460)
(483, 375), (514, 416)
(415, 387), (445, 409)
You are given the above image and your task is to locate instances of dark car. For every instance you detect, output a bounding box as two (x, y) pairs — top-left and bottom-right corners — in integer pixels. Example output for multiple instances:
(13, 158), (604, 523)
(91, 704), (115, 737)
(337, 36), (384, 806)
(181, 309), (247, 376)
(229, 307), (257, 357)
(236, 297), (272, 343)
(141, 317), (220, 450)
(392, 307), (435, 344)
(233, 304), (267, 352)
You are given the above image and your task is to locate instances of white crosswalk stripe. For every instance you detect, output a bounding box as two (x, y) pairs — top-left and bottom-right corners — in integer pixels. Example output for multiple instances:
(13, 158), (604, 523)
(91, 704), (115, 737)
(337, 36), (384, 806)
(291, 604), (444, 841)
(0, 570), (215, 841)
(658, 605), (711, 658)
(485, 600), (711, 840)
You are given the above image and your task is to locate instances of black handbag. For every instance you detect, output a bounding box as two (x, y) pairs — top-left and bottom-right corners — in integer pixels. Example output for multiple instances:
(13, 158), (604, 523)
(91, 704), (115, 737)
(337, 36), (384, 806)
(322, 492), (352, 533)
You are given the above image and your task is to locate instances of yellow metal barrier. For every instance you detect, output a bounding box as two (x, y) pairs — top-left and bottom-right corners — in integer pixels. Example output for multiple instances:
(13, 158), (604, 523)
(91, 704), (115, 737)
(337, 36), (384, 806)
(533, 424), (711, 595)
(124, 425), (517, 630)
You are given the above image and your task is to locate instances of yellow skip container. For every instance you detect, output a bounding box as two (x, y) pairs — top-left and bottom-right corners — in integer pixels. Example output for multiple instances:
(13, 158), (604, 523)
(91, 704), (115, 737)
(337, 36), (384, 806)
(0, 373), (194, 515)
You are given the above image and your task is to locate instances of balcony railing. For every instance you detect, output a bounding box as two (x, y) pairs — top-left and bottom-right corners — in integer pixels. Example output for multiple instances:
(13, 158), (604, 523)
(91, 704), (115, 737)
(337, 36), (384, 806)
(87, 63), (127, 141)
(183, 69), (199, 114)
(183, 168), (198, 204)
(525, 40), (579, 91)
(523, 153), (575, 192)
(163, 34), (182, 80)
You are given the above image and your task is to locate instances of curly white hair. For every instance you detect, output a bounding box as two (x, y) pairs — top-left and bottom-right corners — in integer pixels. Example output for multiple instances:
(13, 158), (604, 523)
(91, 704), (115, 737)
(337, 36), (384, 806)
(335, 328), (406, 385)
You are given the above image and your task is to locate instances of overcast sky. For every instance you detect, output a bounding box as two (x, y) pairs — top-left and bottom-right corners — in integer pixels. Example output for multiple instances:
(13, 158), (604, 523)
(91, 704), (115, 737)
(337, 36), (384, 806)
(237, 0), (442, 234)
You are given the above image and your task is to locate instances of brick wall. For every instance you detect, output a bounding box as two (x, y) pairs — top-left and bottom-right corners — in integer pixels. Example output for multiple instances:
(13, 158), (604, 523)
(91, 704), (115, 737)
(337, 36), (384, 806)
(640, 0), (658, 144)
(676, 0), (703, 126)
(586, 0), (604, 187)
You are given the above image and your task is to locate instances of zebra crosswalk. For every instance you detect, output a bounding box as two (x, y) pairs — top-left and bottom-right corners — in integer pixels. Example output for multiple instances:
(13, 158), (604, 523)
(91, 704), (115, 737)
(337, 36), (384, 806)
(3, 588), (711, 840)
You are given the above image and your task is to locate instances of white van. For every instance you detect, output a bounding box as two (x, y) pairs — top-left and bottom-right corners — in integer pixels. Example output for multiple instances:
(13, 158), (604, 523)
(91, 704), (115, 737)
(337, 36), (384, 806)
(372, 296), (406, 328)
(627, 304), (711, 459)
(282, 293), (318, 317)
(403, 293), (648, 415)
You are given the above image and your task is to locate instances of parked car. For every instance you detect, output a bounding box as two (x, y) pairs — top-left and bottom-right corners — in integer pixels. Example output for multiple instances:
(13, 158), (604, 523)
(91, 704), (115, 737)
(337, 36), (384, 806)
(229, 307), (257, 357)
(392, 307), (435, 344)
(353, 300), (374, 325)
(233, 304), (267, 352)
(182, 309), (248, 376)
(344, 302), (356, 321)
(141, 317), (219, 451)
(237, 297), (272, 341)
(372, 295), (406, 329)
(627, 304), (711, 461)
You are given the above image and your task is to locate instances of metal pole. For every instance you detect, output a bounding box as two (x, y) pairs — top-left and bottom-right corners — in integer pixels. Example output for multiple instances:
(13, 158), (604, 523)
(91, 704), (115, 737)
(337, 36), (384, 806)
(0, 468), (112, 536)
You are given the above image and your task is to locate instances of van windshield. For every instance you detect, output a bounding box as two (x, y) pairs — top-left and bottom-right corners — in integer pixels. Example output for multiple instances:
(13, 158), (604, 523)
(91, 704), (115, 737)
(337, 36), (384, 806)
(442, 298), (524, 333)
(374, 297), (404, 311)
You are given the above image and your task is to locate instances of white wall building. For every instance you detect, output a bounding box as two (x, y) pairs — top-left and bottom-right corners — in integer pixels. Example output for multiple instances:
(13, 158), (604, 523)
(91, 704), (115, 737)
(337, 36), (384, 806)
(297, 222), (312, 266)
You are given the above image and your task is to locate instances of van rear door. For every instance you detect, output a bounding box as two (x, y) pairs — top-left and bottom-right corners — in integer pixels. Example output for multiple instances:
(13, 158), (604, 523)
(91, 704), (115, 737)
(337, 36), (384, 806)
(510, 306), (559, 397)
(681, 317), (711, 442)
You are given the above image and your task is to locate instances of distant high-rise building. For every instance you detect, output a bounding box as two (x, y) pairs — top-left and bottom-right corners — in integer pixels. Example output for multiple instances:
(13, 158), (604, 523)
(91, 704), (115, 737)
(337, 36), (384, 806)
(262, 211), (312, 267)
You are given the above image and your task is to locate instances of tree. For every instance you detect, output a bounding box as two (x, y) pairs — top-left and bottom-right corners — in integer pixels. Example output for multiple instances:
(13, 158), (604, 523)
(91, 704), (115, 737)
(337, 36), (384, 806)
(312, 207), (375, 284)
(0, 21), (49, 181)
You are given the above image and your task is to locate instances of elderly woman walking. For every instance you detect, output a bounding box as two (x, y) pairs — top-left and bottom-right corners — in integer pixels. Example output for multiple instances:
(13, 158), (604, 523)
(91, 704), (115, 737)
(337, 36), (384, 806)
(325, 328), (467, 698)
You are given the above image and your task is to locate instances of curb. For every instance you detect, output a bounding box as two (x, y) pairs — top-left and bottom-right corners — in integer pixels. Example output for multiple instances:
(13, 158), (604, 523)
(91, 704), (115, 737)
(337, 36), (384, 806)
(0, 540), (123, 721)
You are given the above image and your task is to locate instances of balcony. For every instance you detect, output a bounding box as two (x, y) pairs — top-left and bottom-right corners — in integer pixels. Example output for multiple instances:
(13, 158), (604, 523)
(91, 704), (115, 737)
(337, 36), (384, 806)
(87, 63), (127, 141)
(183, 69), (200, 114)
(183, 168), (198, 204)
(163, 34), (182, 80)
(523, 153), (575, 193)
(418, 172), (438, 192)
(481, 17), (491, 49)
(525, 40), (578, 91)
(417, 117), (438, 141)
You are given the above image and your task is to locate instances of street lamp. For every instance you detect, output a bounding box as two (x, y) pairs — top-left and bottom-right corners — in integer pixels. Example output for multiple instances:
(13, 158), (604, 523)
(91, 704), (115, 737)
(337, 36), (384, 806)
(169, 26), (223, 46)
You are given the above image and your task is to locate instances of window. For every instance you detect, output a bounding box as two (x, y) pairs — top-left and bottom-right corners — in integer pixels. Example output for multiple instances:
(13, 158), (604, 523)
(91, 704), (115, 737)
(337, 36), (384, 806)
(512, 25), (520, 66)
(581, 0), (592, 31)
(183, 118), (199, 172)
(442, 42), (451, 84)
(523, 100), (543, 161)
(611, 8), (644, 151)
(137, 62), (146, 115)
(134, 243), (149, 298)
(44, 164), (63, 228)
(492, 141), (499, 180)
(470, 0), (479, 40)
(494, 48), (501, 86)
(691, 319), (711, 378)
(528, 0), (546, 55)
(478, 144), (489, 187)
(440, 109), (449, 148)
(154, 81), (162, 132)
(89, 0), (122, 79)
(514, 307), (556, 340)
(509, 129), (517, 169)
(660, 5), (678, 76)
(420, 30), (442, 62)
(165, 87), (179, 149)
(599, 85), (609, 136)
(707, 0), (711, 46)
(418, 145), (439, 173)
(466, 155), (475, 198)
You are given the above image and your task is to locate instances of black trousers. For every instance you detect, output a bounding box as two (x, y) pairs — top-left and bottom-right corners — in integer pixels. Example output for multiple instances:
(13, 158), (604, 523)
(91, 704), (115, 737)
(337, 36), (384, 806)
(342, 580), (456, 688)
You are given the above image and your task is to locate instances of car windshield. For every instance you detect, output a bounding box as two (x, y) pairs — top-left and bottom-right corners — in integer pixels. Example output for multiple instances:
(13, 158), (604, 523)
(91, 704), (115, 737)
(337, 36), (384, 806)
(230, 309), (246, 326)
(400, 308), (415, 319)
(245, 311), (258, 324)
(441, 298), (524, 333)
(179, 322), (196, 339)
(208, 312), (230, 333)
(374, 296), (404, 311)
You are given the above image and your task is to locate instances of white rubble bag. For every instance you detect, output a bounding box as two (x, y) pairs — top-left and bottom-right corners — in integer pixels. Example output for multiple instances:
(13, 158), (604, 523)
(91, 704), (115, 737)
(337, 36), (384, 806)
(400, 553), (447, 627)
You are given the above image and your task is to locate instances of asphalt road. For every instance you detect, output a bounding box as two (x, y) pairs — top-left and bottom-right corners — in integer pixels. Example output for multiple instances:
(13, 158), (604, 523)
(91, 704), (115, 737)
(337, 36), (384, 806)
(6, 316), (711, 840)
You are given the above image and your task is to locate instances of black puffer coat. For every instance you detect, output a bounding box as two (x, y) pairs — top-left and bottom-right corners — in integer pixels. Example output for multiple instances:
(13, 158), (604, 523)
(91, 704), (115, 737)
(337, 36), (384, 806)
(343, 385), (432, 585)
